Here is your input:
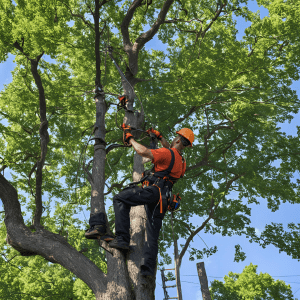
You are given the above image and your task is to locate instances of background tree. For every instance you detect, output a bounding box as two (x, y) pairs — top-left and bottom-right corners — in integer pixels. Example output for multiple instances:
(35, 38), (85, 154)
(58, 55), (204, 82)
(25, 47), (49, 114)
(210, 263), (296, 300)
(1, 0), (300, 299)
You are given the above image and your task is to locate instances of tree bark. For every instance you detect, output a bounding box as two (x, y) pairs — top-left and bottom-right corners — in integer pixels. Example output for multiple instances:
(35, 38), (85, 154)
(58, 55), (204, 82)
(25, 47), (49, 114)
(197, 262), (212, 300)
(90, 94), (107, 215)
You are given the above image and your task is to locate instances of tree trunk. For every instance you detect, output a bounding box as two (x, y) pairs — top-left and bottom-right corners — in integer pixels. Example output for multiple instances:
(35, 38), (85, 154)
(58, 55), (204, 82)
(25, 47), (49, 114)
(197, 262), (212, 300)
(90, 93), (107, 215)
(122, 76), (156, 299)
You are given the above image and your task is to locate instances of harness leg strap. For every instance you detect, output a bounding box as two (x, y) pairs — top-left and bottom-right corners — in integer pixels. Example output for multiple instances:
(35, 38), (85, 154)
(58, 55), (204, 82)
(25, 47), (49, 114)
(152, 184), (163, 213)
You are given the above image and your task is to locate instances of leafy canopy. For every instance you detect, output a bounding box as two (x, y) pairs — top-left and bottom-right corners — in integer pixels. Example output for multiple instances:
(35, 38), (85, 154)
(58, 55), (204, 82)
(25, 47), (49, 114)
(210, 263), (296, 300)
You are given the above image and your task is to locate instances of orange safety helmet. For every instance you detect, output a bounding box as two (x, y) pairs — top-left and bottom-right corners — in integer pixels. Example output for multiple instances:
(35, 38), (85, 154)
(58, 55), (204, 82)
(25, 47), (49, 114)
(176, 128), (194, 147)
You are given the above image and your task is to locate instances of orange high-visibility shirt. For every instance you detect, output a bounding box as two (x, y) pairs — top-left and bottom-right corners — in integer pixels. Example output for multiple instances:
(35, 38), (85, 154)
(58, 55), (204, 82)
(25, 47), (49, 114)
(150, 148), (186, 179)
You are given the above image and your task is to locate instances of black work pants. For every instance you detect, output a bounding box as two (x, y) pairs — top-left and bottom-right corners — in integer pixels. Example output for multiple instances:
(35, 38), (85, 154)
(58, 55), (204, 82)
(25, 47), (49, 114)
(113, 185), (167, 273)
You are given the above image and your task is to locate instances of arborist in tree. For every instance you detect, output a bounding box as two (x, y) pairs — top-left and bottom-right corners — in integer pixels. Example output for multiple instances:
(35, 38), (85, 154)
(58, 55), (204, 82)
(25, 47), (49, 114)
(81, 46), (195, 275)
(85, 124), (194, 276)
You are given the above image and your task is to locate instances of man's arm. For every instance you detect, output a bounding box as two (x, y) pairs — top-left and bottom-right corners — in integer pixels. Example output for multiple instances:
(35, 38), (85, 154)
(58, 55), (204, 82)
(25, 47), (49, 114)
(130, 138), (154, 160)
(160, 136), (170, 148)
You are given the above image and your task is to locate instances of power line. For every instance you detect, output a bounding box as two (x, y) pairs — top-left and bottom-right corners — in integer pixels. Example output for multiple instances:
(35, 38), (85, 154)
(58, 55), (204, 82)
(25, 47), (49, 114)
(294, 287), (300, 295)
(181, 281), (199, 285)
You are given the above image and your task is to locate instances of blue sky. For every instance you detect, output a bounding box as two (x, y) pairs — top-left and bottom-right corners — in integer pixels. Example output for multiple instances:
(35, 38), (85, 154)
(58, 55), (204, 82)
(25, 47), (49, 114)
(1, 1), (300, 299)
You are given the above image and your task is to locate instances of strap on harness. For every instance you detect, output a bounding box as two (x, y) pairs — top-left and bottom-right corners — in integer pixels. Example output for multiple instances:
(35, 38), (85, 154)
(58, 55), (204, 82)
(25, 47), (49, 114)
(152, 149), (176, 213)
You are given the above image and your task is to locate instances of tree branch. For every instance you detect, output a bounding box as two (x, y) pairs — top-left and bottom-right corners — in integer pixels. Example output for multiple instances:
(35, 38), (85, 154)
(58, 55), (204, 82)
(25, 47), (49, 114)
(200, 2), (226, 38)
(0, 173), (107, 293)
(30, 56), (49, 229)
(103, 177), (130, 195)
(179, 215), (212, 262)
(62, 3), (95, 31)
(133, 0), (175, 51)
(121, 0), (175, 75)
(121, 0), (144, 50)
(172, 105), (200, 127)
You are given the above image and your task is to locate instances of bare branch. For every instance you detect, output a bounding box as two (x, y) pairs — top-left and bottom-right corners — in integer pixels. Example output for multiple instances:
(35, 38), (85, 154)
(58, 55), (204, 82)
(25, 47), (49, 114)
(62, 2), (95, 31)
(133, 0), (175, 51)
(104, 177), (131, 195)
(172, 105), (200, 127)
(201, 2), (226, 38)
(28, 162), (38, 199)
(121, 0), (144, 49)
(120, 0), (175, 75)
(164, 18), (202, 24)
(179, 215), (212, 262)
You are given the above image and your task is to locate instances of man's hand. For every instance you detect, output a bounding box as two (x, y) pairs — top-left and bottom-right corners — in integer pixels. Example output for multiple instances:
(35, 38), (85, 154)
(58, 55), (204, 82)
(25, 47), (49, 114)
(125, 132), (134, 145)
(146, 128), (162, 140)
(122, 123), (133, 146)
(147, 128), (171, 148)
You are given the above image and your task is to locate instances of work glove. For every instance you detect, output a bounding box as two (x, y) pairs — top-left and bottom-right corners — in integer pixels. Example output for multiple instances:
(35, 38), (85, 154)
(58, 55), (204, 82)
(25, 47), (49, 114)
(146, 128), (162, 140)
(122, 123), (133, 146)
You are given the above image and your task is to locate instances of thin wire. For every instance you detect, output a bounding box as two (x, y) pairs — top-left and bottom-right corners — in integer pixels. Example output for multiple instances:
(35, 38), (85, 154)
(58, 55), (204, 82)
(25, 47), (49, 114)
(294, 287), (300, 295)
(181, 281), (199, 285)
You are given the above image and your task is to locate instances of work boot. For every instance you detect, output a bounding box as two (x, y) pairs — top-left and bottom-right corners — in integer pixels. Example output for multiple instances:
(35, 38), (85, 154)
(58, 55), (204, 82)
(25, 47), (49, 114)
(140, 265), (154, 276)
(100, 234), (115, 243)
(109, 236), (129, 250)
(85, 225), (106, 239)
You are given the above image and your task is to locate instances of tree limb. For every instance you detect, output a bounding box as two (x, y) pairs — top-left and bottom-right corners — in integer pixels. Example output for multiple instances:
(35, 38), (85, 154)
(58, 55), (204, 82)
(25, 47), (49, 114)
(121, 0), (144, 50)
(30, 56), (49, 229)
(133, 0), (175, 52)
(62, 2), (95, 31)
(179, 215), (212, 262)
(121, 0), (175, 75)
(103, 177), (130, 195)
(0, 173), (107, 293)
(200, 2), (226, 38)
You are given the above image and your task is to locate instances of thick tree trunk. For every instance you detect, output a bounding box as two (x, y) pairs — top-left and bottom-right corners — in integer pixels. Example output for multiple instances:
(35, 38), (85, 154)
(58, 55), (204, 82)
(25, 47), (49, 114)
(127, 154), (157, 300)
(121, 76), (156, 299)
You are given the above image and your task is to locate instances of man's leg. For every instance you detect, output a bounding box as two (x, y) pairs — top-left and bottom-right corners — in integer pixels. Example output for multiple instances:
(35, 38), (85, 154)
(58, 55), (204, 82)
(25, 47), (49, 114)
(111, 186), (160, 250)
(113, 197), (131, 245)
(85, 212), (106, 239)
(141, 203), (165, 275)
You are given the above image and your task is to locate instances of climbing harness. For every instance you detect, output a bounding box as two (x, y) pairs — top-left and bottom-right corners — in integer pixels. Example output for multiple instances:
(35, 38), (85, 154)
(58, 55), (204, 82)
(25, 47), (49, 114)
(136, 149), (184, 215)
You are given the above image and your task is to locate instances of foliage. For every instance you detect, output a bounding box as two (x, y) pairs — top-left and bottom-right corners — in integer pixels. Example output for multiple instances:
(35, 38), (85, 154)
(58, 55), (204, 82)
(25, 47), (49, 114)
(0, 0), (300, 297)
(210, 263), (297, 300)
